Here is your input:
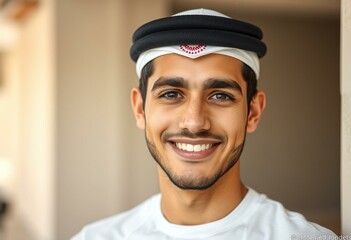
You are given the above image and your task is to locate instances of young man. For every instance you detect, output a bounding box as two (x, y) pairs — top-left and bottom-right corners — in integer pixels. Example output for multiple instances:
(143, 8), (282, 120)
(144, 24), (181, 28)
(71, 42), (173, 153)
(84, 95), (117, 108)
(72, 9), (336, 240)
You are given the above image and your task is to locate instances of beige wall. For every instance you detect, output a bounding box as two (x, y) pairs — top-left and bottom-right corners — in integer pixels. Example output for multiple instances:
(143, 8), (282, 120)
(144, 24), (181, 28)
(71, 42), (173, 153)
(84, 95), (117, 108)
(0, 0), (56, 239)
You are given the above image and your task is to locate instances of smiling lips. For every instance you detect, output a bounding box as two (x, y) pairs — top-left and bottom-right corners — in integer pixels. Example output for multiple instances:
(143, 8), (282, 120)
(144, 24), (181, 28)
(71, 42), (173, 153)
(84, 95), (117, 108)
(169, 140), (220, 160)
(175, 143), (213, 152)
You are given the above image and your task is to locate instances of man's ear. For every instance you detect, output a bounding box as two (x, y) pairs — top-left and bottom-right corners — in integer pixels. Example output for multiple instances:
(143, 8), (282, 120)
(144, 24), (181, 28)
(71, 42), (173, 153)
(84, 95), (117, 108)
(246, 90), (266, 133)
(131, 87), (146, 130)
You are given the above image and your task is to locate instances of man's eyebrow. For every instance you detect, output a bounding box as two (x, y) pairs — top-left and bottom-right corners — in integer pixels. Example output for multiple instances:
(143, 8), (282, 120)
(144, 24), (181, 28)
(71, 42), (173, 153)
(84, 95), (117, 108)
(203, 78), (242, 94)
(151, 77), (188, 91)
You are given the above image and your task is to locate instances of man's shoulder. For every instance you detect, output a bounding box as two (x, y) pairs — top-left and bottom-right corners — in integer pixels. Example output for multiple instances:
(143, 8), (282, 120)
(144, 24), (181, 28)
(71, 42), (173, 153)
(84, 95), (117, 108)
(247, 188), (336, 238)
(71, 194), (160, 240)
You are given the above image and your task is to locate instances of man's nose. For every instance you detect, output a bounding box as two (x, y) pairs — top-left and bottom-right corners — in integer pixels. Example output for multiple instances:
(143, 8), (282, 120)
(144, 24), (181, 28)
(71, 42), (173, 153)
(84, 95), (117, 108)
(178, 97), (210, 133)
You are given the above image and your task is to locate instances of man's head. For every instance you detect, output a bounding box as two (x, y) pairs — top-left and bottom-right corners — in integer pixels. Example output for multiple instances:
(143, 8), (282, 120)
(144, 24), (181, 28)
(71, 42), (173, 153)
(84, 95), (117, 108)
(130, 9), (266, 190)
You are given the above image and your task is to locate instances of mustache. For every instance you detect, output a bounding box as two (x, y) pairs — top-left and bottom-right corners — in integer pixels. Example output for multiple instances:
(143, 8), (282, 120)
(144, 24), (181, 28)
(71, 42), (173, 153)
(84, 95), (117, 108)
(162, 129), (225, 142)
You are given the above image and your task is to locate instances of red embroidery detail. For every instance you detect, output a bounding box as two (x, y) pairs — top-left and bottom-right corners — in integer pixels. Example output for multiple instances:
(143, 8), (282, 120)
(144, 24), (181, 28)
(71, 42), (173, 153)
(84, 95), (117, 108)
(179, 45), (207, 55)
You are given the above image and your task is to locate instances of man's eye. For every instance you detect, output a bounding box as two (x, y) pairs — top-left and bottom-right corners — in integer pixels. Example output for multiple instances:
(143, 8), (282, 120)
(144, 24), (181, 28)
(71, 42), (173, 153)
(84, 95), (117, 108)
(210, 93), (234, 101)
(160, 91), (183, 99)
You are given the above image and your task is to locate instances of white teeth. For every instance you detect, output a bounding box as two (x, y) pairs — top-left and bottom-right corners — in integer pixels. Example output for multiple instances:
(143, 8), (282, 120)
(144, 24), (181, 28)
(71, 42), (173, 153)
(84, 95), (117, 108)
(186, 144), (193, 152)
(175, 143), (213, 152)
(194, 145), (201, 152)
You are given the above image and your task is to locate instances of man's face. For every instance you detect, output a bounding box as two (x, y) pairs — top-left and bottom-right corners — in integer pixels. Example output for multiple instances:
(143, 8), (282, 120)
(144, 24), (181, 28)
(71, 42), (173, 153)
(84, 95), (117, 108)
(133, 54), (252, 190)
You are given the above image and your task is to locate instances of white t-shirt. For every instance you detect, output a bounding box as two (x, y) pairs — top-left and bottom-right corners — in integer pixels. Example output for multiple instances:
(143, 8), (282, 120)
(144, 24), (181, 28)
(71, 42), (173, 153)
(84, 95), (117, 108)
(72, 188), (336, 240)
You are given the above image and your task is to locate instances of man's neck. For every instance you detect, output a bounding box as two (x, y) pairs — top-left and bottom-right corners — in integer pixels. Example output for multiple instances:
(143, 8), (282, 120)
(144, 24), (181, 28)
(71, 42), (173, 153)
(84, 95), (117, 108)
(158, 164), (247, 225)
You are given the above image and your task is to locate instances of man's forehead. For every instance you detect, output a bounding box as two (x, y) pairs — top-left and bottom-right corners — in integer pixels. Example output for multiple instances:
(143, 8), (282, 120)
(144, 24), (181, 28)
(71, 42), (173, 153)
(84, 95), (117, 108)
(152, 53), (244, 76)
(149, 54), (246, 89)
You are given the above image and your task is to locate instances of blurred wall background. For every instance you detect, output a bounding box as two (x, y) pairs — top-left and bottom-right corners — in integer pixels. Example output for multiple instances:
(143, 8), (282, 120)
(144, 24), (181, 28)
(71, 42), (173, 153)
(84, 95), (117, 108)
(0, 0), (342, 239)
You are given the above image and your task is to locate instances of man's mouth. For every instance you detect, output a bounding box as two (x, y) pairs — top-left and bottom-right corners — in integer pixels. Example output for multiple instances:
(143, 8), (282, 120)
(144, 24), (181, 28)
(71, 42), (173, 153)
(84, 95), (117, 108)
(168, 141), (220, 160)
(174, 143), (214, 152)
(164, 131), (223, 160)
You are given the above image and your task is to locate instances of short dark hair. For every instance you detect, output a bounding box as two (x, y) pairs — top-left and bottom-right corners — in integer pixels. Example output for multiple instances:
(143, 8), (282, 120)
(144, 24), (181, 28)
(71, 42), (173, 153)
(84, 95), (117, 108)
(139, 60), (257, 109)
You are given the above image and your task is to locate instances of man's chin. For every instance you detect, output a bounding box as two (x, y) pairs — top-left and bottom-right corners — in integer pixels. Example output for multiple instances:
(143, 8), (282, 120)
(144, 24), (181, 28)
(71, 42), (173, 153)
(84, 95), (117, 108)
(165, 171), (222, 190)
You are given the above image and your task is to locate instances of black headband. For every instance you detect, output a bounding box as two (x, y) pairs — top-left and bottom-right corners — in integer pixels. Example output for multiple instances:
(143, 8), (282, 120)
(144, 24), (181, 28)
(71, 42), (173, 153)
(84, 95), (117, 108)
(130, 15), (267, 62)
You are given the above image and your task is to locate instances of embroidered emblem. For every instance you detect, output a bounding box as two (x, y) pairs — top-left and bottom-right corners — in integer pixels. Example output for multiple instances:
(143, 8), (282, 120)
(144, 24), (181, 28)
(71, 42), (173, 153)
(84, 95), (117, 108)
(180, 45), (207, 54)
